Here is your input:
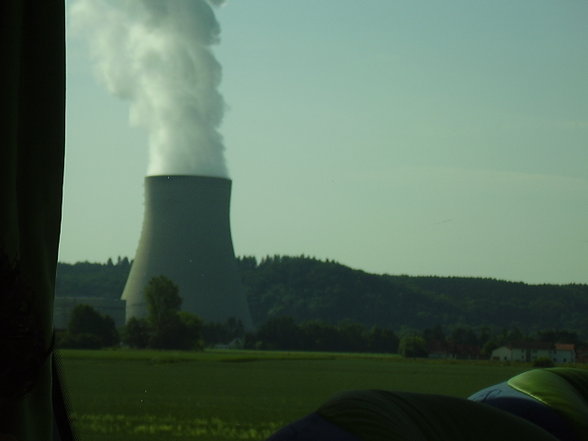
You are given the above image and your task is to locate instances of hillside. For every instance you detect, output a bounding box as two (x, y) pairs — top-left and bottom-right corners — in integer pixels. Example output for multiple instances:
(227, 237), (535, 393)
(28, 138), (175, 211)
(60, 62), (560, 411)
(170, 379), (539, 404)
(240, 256), (588, 336)
(56, 255), (588, 336)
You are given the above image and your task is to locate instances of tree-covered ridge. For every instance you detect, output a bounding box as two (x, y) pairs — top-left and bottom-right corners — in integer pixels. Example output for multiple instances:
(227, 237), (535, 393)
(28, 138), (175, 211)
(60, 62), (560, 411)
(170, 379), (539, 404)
(389, 275), (588, 334)
(239, 256), (588, 337)
(55, 255), (588, 337)
(56, 257), (130, 299)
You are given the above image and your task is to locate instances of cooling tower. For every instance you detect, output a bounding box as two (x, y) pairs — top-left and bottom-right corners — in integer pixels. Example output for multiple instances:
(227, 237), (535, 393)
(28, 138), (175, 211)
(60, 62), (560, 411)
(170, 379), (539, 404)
(121, 175), (252, 329)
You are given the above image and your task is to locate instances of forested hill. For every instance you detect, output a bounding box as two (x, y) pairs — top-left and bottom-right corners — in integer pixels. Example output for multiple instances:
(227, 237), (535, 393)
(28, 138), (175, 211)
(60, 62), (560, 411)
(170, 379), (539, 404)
(239, 256), (588, 336)
(56, 255), (588, 336)
(56, 257), (131, 299)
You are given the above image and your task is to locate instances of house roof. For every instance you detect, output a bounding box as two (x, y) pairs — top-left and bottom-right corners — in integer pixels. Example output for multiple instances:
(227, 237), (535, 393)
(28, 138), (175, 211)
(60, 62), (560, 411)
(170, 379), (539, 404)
(498, 342), (576, 351)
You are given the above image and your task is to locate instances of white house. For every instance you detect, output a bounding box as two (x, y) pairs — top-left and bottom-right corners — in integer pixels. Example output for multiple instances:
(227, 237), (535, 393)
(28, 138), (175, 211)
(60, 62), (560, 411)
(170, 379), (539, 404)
(491, 342), (576, 364)
(553, 343), (576, 363)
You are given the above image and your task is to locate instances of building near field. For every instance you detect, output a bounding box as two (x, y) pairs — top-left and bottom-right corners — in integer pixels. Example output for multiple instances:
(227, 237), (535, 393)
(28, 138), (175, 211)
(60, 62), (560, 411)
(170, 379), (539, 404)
(491, 342), (576, 363)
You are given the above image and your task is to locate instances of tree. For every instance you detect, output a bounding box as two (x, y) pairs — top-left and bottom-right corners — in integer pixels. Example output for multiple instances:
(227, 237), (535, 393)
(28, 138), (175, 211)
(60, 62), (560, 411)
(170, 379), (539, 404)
(256, 316), (303, 350)
(202, 317), (245, 347)
(398, 335), (428, 358)
(176, 311), (204, 350)
(448, 326), (479, 347)
(300, 320), (339, 351)
(367, 326), (399, 353)
(123, 317), (151, 349)
(61, 304), (119, 349)
(143, 275), (203, 350)
(145, 275), (182, 339)
(337, 320), (367, 352)
(423, 325), (446, 348)
(536, 330), (578, 344)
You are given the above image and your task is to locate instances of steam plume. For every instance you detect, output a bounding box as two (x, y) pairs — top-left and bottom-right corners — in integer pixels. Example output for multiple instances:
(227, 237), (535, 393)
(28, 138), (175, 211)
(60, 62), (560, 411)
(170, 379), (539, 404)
(71, 0), (228, 177)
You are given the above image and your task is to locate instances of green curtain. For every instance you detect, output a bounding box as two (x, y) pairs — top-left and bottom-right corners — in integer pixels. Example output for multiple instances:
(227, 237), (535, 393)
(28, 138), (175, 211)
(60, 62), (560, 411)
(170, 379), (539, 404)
(0, 1), (66, 440)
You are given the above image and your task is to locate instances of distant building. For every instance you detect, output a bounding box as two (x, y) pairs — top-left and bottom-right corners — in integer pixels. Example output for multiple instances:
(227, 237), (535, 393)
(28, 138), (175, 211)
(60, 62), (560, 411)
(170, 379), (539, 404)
(553, 343), (576, 363)
(54, 296), (126, 329)
(491, 342), (576, 364)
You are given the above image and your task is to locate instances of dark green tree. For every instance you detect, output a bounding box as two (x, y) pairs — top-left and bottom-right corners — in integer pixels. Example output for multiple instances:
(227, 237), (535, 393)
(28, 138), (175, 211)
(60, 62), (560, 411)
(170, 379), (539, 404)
(300, 320), (339, 351)
(145, 275), (182, 340)
(448, 326), (479, 347)
(61, 304), (119, 348)
(423, 325), (446, 348)
(143, 275), (203, 350)
(256, 316), (303, 350)
(123, 317), (151, 349)
(202, 317), (245, 346)
(536, 330), (578, 344)
(337, 320), (367, 352)
(367, 326), (399, 353)
(176, 311), (204, 350)
(398, 335), (428, 358)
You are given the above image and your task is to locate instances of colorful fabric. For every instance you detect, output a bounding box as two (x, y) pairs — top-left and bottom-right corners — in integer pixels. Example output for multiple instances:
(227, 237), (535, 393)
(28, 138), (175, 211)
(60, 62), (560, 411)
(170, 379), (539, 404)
(507, 368), (588, 441)
(469, 379), (579, 441)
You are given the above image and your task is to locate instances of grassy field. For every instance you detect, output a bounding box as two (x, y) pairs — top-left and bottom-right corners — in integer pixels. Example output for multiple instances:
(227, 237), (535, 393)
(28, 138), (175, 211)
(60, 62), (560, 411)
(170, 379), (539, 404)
(59, 349), (533, 441)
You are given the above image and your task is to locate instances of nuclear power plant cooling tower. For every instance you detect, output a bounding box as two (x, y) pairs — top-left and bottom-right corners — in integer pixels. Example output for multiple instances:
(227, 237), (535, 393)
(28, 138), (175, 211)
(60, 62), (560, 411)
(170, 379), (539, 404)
(122, 175), (253, 329)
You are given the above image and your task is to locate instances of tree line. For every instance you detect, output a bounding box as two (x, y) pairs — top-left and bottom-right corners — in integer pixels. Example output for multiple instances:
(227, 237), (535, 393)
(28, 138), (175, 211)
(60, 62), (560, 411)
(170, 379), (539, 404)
(59, 298), (585, 358)
(238, 256), (588, 339)
(242, 316), (584, 358)
(56, 255), (588, 346)
(56, 271), (585, 356)
(59, 276), (203, 350)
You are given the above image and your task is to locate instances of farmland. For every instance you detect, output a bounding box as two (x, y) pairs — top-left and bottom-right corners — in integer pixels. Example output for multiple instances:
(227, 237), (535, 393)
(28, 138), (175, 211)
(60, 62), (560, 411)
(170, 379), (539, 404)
(59, 349), (531, 441)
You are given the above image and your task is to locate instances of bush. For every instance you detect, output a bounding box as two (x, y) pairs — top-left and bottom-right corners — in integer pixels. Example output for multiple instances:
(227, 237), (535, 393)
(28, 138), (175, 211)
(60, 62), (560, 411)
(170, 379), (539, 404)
(65, 304), (119, 348)
(58, 332), (103, 349)
(399, 335), (428, 358)
(533, 357), (555, 368)
(176, 311), (204, 350)
(123, 317), (151, 349)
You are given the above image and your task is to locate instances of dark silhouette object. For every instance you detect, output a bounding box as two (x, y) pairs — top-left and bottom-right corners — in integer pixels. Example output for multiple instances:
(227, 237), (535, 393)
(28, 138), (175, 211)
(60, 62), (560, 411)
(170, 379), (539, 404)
(59, 304), (119, 349)
(268, 368), (588, 441)
(122, 276), (204, 350)
(124, 317), (151, 349)
(145, 275), (182, 332)
(534, 357), (556, 368)
(0, 253), (46, 407)
(1, 1), (74, 440)
(268, 390), (560, 441)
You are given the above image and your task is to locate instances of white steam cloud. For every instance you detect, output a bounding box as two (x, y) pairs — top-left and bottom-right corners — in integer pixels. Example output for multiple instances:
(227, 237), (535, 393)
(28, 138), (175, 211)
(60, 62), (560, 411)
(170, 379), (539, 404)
(71, 0), (228, 177)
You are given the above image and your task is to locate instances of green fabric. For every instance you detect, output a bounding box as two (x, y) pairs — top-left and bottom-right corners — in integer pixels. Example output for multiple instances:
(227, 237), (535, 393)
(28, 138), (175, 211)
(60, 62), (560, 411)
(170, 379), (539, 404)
(550, 367), (588, 404)
(0, 1), (66, 440)
(317, 390), (559, 441)
(508, 368), (588, 440)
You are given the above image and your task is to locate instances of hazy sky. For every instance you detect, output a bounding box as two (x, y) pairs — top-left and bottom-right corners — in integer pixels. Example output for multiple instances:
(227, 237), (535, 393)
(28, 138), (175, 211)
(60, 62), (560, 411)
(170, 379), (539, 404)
(61, 0), (588, 284)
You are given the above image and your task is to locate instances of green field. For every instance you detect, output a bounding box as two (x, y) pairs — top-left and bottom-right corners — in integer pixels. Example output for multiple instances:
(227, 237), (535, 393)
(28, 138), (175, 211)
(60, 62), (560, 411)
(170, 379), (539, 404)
(59, 349), (532, 441)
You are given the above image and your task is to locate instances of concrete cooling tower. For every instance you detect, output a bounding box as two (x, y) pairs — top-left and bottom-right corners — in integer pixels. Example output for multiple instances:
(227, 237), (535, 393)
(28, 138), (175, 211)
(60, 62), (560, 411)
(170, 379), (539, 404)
(121, 175), (253, 329)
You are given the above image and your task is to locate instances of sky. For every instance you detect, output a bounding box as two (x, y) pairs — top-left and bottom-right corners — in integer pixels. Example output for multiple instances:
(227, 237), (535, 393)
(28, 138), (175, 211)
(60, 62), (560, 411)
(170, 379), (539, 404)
(61, 0), (588, 285)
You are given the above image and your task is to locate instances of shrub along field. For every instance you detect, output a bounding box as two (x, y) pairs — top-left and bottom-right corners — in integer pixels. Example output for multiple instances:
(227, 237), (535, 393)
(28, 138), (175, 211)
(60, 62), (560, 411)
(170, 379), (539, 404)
(59, 349), (532, 441)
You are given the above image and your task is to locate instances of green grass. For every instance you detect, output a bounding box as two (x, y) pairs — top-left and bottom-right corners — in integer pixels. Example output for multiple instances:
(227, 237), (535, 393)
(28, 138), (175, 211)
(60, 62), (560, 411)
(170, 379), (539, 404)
(58, 349), (531, 441)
